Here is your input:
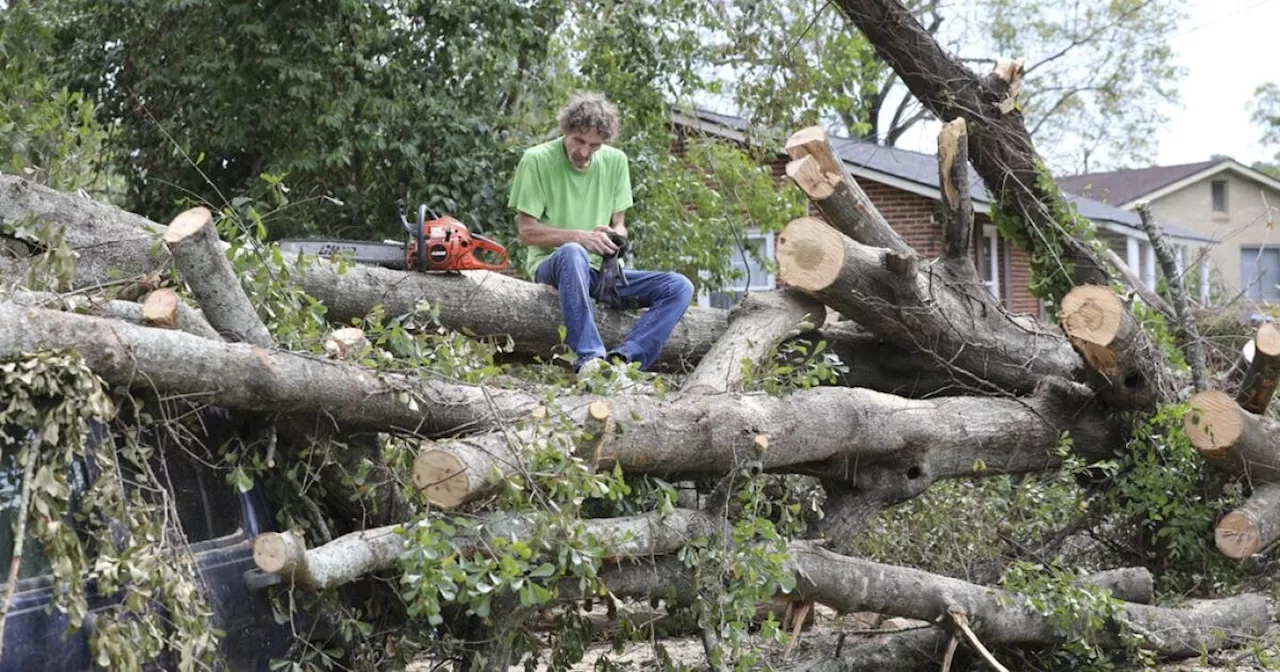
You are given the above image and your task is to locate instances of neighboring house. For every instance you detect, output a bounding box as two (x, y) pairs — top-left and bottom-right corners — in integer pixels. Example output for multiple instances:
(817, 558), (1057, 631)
(1059, 159), (1280, 303)
(671, 109), (1212, 318)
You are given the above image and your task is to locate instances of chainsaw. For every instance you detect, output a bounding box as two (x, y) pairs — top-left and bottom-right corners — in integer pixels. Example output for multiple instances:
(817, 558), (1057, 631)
(396, 199), (509, 273)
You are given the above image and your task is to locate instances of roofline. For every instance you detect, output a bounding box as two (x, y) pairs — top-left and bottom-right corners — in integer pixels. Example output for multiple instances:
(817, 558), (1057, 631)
(668, 109), (1213, 243)
(1118, 159), (1280, 208)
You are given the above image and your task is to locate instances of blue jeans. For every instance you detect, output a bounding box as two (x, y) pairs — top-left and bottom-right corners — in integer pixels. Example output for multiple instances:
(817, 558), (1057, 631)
(534, 243), (694, 371)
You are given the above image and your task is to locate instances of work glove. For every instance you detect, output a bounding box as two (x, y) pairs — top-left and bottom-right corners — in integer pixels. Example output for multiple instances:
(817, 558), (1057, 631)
(595, 232), (631, 311)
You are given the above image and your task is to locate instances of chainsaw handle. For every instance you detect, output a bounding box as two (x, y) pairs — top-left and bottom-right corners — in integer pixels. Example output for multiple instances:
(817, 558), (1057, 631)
(397, 199), (415, 235)
(415, 204), (428, 271)
(468, 234), (511, 271)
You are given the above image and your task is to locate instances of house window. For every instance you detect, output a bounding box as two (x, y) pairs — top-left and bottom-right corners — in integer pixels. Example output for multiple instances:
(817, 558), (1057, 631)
(977, 225), (1001, 301)
(706, 231), (776, 309)
(1241, 247), (1280, 301)
(1212, 180), (1228, 213)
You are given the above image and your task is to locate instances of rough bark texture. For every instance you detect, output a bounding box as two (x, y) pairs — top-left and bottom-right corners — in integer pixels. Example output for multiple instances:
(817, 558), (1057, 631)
(682, 289), (826, 395)
(0, 175), (170, 287)
(1216, 481), (1280, 559)
(935, 118), (975, 267)
(0, 302), (547, 437)
(254, 510), (720, 590)
(414, 375), (1120, 510)
(1237, 323), (1280, 414)
(9, 290), (222, 341)
(783, 136), (910, 254)
(789, 543), (1269, 658)
(1185, 389), (1280, 482)
(776, 216), (1084, 396)
(163, 207), (274, 347)
(1059, 285), (1174, 409)
(829, 0), (1110, 291)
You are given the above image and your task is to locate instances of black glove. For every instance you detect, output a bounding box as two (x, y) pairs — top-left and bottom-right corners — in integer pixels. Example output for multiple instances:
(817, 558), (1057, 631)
(595, 232), (631, 311)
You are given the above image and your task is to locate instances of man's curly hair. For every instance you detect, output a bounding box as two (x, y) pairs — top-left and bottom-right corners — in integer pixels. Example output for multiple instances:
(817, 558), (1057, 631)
(557, 92), (620, 141)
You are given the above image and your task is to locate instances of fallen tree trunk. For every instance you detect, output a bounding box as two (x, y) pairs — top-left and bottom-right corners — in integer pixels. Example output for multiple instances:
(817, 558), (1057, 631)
(0, 301), (546, 437)
(787, 542), (1269, 659)
(253, 509), (721, 590)
(775, 215), (1084, 396)
(413, 376), (1119, 511)
(0, 175), (170, 287)
(828, 0), (1110, 294)
(1184, 389), (1280, 483)
(681, 289), (825, 395)
(1236, 322), (1280, 414)
(1216, 481), (1280, 559)
(1138, 202), (1208, 391)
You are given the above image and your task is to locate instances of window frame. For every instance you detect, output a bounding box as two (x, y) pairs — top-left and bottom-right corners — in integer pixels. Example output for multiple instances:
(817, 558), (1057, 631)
(1241, 246), (1280, 301)
(978, 224), (1001, 301)
(1211, 180), (1228, 214)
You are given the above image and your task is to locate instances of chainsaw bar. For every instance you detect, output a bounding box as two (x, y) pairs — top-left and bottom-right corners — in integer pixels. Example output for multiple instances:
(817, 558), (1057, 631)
(276, 239), (409, 270)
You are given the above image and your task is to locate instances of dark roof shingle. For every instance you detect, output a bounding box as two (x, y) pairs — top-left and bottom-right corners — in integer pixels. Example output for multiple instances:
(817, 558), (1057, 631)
(1055, 160), (1220, 206)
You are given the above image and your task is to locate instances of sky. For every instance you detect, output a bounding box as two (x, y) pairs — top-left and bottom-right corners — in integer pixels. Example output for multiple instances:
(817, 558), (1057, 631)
(1154, 0), (1280, 167)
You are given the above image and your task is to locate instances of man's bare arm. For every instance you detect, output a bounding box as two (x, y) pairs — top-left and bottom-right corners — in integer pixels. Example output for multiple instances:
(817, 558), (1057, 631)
(607, 211), (627, 239)
(518, 212), (617, 255)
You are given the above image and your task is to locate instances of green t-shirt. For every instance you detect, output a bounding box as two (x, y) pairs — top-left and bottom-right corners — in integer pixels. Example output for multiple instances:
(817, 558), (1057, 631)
(507, 137), (634, 278)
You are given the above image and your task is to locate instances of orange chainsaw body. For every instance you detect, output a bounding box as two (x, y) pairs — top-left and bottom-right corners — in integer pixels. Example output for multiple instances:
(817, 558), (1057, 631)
(403, 213), (509, 273)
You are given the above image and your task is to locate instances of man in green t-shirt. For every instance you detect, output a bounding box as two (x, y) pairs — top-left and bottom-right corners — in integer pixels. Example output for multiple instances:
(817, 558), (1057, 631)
(509, 92), (693, 374)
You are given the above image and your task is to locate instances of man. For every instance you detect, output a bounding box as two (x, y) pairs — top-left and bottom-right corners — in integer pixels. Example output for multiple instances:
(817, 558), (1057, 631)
(509, 92), (693, 376)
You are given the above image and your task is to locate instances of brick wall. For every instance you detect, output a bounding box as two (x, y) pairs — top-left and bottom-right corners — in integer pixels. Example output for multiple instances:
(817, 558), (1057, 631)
(691, 136), (1044, 317)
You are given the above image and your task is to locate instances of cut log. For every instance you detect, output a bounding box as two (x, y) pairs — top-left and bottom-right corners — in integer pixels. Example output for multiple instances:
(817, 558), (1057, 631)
(163, 207), (273, 347)
(253, 509), (719, 590)
(1184, 389), (1280, 482)
(1137, 202), (1208, 391)
(681, 289), (825, 395)
(775, 216), (1084, 395)
(1216, 481), (1280, 559)
(829, 0), (1110, 294)
(935, 118), (975, 269)
(323, 327), (368, 360)
(783, 135), (911, 253)
(0, 301), (546, 437)
(1236, 323), (1280, 414)
(10, 290), (221, 341)
(141, 288), (179, 329)
(413, 375), (1120, 511)
(1059, 284), (1174, 409)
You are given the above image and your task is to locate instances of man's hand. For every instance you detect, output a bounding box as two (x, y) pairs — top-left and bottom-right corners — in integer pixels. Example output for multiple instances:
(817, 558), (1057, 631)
(579, 228), (619, 256)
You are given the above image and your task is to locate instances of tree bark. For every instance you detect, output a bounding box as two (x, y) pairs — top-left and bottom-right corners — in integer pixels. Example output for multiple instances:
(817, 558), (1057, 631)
(783, 132), (911, 254)
(1059, 284), (1175, 409)
(163, 207), (273, 347)
(776, 216), (1084, 396)
(829, 0), (1110, 293)
(1237, 323), (1280, 414)
(413, 376), (1120, 510)
(1137, 202), (1208, 391)
(681, 289), (826, 395)
(1216, 481), (1280, 559)
(253, 509), (720, 590)
(789, 542), (1269, 658)
(0, 302), (547, 437)
(935, 118), (975, 269)
(10, 290), (221, 341)
(1185, 389), (1280, 483)
(0, 175), (170, 288)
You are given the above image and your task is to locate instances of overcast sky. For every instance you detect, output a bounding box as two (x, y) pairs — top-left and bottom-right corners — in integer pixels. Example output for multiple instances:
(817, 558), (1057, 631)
(1155, 0), (1279, 166)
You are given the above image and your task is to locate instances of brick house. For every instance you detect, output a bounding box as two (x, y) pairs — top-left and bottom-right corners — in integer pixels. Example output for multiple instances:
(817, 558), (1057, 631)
(671, 109), (1213, 319)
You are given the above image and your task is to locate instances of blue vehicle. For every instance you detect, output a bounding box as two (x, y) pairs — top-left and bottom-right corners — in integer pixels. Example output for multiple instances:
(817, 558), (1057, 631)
(0, 413), (304, 671)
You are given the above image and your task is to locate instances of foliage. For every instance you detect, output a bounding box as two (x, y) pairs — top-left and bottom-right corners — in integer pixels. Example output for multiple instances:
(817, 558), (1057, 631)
(990, 160), (1099, 310)
(0, 350), (221, 670)
(749, 332), (848, 396)
(1251, 82), (1280, 176)
(0, 4), (120, 196)
(998, 561), (1155, 671)
(705, 0), (1186, 172)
